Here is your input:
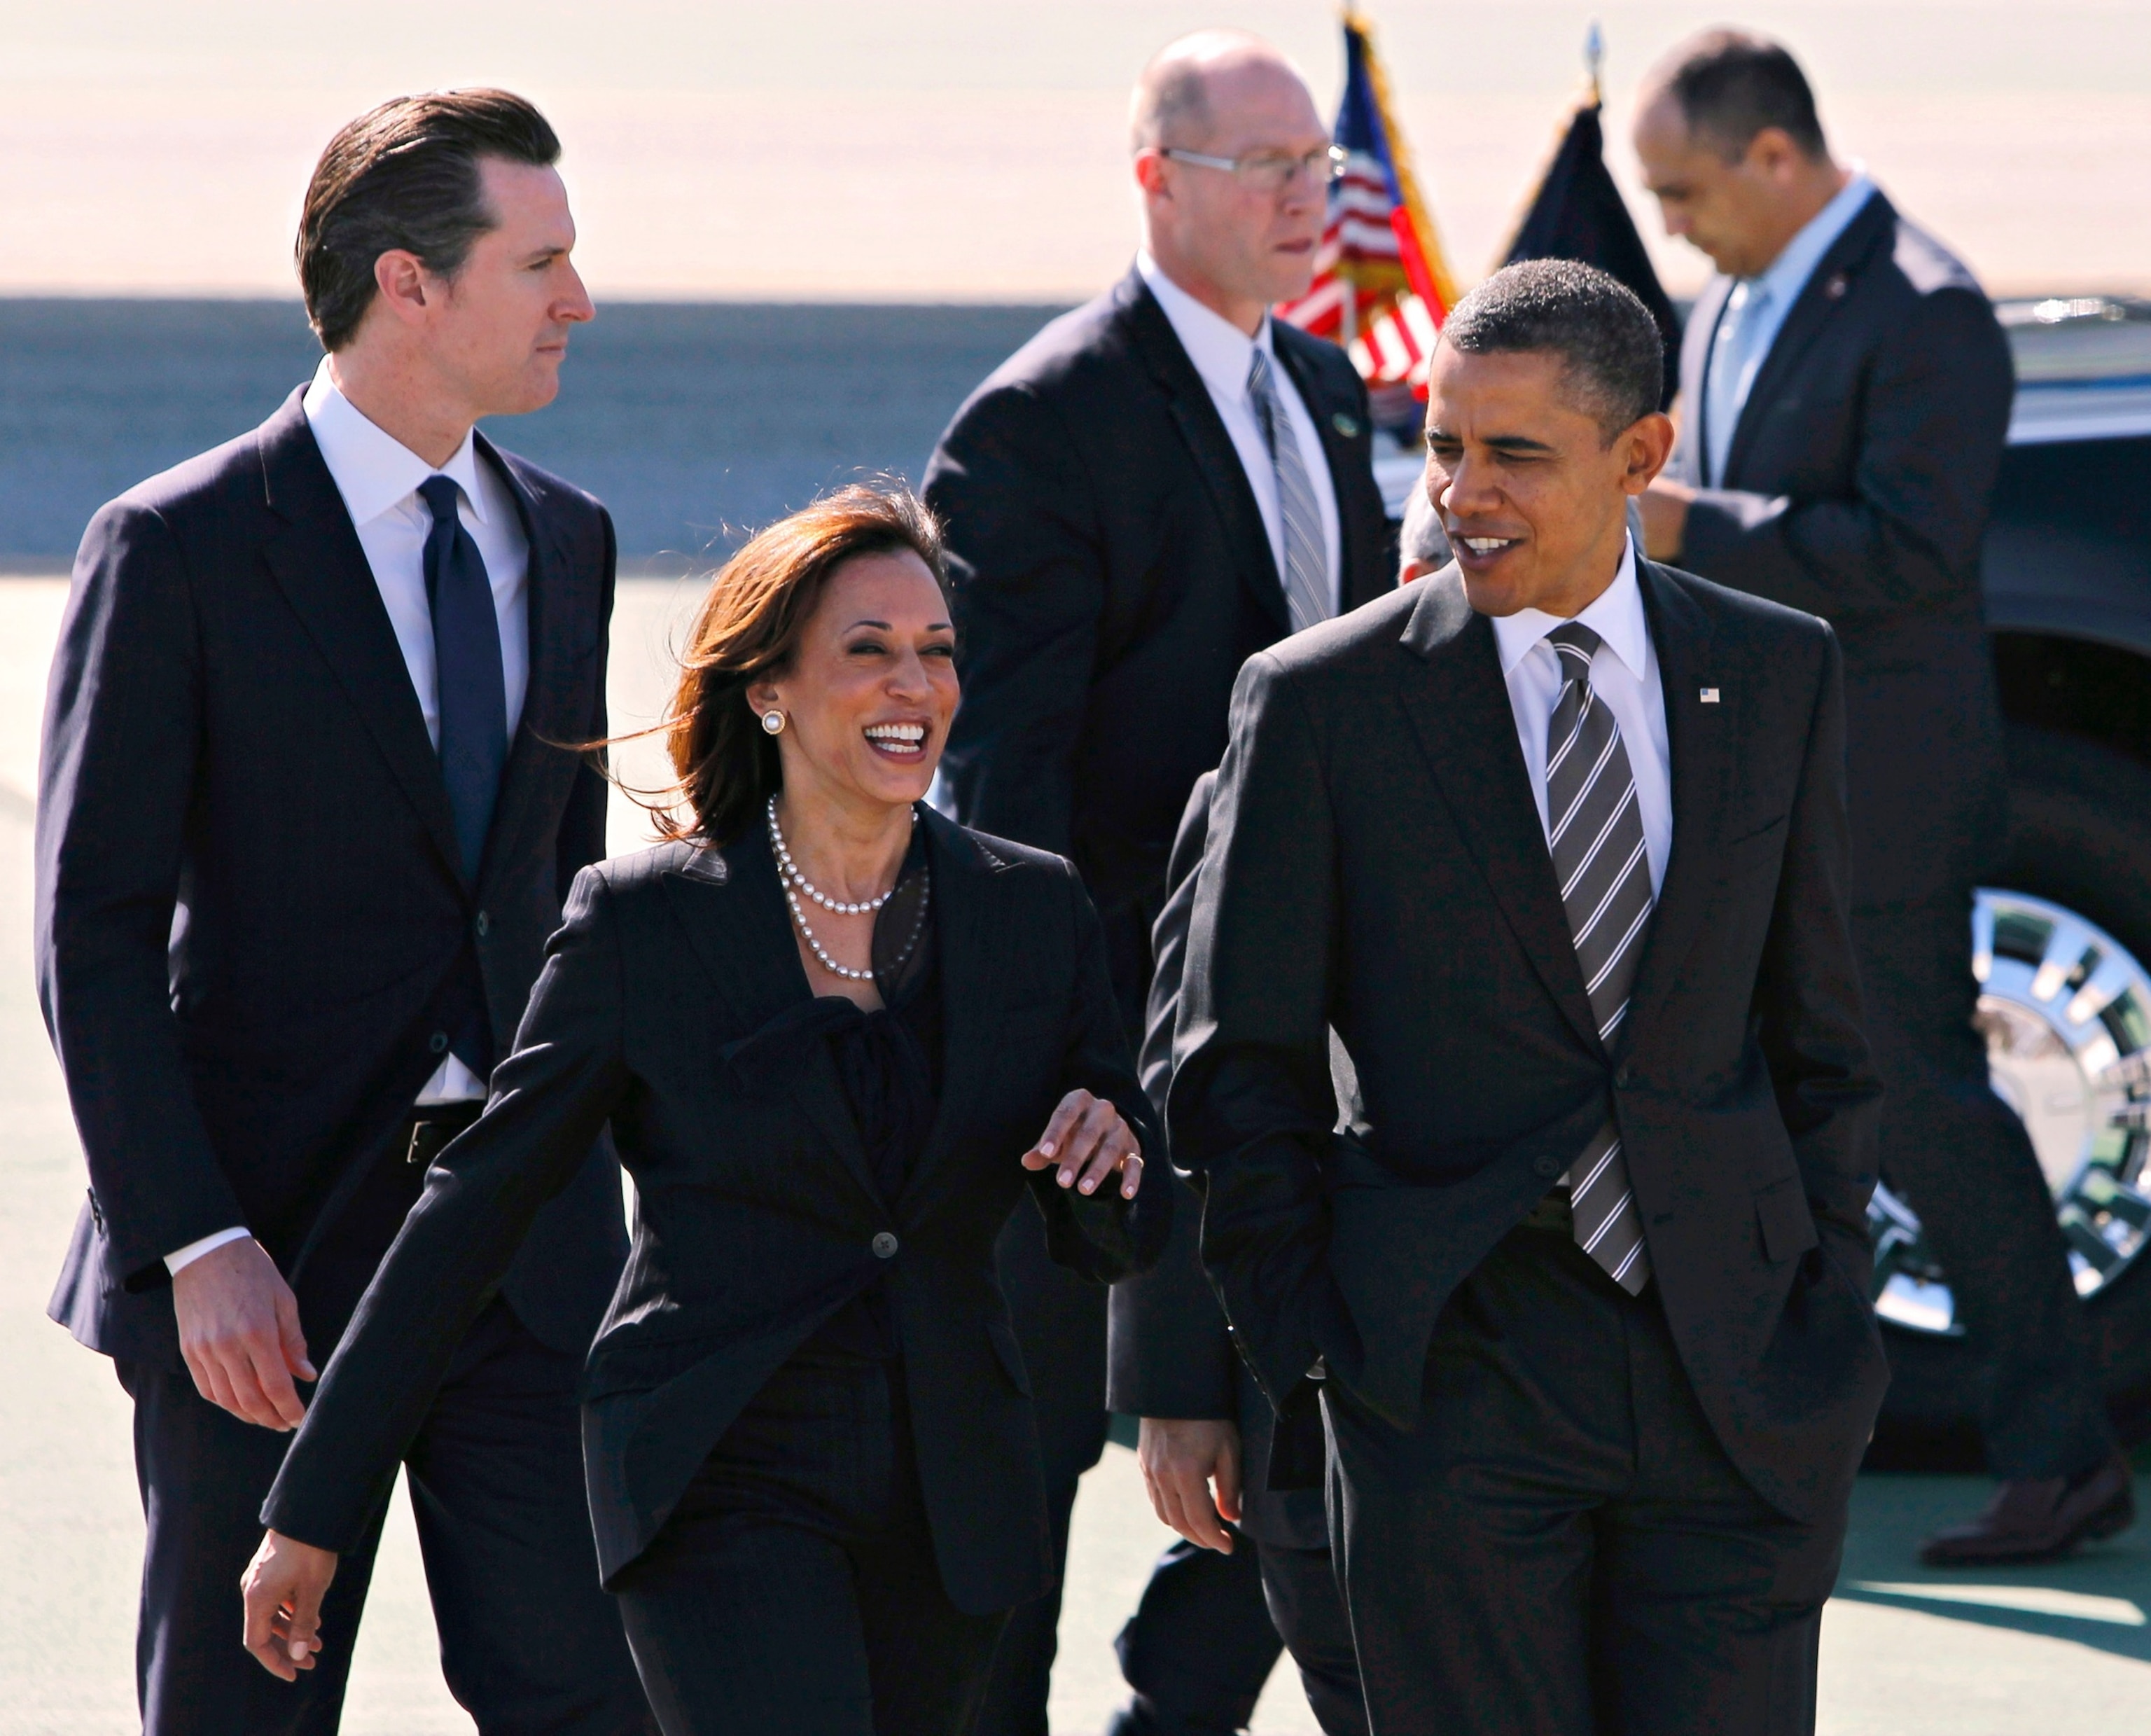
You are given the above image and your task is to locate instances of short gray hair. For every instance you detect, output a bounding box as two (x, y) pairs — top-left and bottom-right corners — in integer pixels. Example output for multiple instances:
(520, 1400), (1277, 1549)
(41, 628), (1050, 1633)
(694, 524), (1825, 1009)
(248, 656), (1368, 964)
(1399, 477), (1452, 573)
(1438, 259), (1664, 440)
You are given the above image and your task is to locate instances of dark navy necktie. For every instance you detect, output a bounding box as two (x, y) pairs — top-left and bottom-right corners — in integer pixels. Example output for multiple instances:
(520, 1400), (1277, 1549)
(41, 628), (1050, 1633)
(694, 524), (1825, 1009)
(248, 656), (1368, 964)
(418, 475), (508, 884)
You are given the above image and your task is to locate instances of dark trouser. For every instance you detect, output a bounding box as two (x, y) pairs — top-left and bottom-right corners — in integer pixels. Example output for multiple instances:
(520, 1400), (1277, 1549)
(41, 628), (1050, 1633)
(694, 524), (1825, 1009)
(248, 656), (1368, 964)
(118, 1297), (648, 1736)
(974, 1209), (1109, 1736)
(1325, 1226), (1846, 1736)
(611, 1354), (1005, 1736)
(1856, 894), (2115, 1478)
(1113, 1532), (1366, 1736)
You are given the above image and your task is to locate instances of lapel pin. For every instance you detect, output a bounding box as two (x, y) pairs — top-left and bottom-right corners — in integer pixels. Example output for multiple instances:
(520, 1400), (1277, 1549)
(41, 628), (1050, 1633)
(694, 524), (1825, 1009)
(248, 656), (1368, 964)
(1700, 688), (1721, 704)
(1331, 412), (1362, 439)
(1825, 272), (1849, 300)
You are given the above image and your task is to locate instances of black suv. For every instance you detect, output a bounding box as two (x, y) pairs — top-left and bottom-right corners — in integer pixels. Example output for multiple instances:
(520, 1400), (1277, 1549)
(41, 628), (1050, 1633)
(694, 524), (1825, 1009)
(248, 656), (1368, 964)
(1867, 296), (2151, 1465)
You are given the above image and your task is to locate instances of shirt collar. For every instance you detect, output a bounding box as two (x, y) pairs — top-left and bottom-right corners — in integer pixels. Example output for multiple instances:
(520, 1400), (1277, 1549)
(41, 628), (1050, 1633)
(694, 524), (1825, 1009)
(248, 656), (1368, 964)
(1745, 166), (1877, 310)
(301, 354), (490, 529)
(1489, 536), (1649, 681)
(1136, 251), (1275, 407)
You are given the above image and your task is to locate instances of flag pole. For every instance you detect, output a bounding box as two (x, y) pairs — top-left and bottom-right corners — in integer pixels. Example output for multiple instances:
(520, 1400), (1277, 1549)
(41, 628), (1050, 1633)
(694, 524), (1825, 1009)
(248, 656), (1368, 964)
(1343, 6), (1460, 314)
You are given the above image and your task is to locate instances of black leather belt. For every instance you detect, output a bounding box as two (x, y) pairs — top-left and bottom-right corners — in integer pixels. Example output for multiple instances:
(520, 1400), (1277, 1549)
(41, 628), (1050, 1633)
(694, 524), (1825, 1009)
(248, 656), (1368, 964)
(1519, 1187), (1574, 1234)
(405, 1101), (484, 1168)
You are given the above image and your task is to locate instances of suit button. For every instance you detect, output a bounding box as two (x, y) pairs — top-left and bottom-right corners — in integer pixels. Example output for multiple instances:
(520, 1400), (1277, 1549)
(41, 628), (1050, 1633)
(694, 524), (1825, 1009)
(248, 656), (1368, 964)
(475, 912), (491, 938)
(1615, 1065), (1633, 1088)
(429, 1031), (450, 1055)
(871, 1232), (899, 1260)
(1533, 1155), (1561, 1179)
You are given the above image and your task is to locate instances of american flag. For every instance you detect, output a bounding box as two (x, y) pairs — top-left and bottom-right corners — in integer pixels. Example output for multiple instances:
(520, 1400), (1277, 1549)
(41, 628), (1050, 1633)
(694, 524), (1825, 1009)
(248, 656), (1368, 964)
(1277, 10), (1463, 431)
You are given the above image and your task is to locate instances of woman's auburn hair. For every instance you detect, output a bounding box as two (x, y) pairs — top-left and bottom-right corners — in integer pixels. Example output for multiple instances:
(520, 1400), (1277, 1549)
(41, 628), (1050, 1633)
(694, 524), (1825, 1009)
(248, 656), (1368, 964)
(643, 482), (950, 847)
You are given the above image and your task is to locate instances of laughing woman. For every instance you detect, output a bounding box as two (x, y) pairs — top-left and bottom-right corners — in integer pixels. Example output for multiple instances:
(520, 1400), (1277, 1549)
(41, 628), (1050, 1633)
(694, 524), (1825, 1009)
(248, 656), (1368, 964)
(240, 485), (1169, 1736)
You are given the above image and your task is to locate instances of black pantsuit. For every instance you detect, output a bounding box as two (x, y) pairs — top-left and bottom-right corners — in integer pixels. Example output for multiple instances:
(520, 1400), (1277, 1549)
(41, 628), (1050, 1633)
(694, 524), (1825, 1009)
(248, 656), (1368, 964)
(612, 1355), (1007, 1736)
(260, 813), (1171, 1735)
(1325, 1225), (1843, 1736)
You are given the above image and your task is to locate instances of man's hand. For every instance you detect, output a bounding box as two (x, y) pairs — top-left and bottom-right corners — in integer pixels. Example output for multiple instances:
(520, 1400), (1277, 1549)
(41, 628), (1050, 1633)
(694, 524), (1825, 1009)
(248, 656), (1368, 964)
(1138, 1417), (1243, 1554)
(242, 1529), (337, 1681)
(1638, 480), (1694, 561)
(172, 1237), (314, 1430)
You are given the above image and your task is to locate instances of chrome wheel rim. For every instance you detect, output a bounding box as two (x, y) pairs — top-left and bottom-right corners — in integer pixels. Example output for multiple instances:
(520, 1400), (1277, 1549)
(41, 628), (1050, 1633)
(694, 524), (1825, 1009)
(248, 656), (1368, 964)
(1870, 888), (2151, 1333)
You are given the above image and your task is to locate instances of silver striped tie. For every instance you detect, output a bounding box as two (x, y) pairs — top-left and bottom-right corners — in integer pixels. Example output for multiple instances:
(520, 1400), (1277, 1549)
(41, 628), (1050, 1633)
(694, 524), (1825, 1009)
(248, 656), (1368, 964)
(1247, 349), (1333, 635)
(1544, 622), (1652, 1295)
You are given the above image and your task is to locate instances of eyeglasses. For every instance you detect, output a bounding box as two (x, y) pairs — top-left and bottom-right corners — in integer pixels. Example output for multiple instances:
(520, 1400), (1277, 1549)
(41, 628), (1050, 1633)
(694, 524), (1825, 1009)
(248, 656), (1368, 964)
(1158, 144), (1347, 195)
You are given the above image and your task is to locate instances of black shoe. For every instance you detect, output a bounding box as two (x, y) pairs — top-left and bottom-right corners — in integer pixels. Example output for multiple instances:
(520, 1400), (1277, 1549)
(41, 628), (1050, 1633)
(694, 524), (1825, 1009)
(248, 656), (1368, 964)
(1918, 1449), (2137, 1567)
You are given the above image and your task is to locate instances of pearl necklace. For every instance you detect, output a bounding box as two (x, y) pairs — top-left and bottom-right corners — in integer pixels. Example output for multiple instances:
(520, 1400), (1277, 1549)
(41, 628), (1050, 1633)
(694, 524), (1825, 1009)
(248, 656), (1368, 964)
(768, 798), (925, 983)
(768, 795), (916, 914)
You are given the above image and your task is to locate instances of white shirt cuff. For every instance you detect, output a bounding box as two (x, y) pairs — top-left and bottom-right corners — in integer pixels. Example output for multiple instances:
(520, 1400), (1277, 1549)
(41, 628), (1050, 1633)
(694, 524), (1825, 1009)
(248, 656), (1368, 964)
(165, 1225), (253, 1276)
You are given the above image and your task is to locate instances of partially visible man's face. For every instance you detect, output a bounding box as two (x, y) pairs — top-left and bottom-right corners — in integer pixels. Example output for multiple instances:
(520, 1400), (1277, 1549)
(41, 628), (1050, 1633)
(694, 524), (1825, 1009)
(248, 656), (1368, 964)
(1423, 345), (1670, 620)
(426, 158), (594, 417)
(1631, 93), (1792, 279)
(1146, 57), (1330, 309)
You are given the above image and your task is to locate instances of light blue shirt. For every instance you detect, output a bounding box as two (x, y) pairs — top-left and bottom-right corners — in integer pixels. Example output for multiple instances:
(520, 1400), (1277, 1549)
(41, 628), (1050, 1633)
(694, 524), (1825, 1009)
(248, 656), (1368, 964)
(1703, 169), (1877, 485)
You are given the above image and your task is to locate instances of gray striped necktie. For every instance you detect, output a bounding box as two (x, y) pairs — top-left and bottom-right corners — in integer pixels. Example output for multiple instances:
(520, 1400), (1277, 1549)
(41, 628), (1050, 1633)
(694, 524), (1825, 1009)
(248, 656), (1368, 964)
(1246, 348), (1332, 634)
(1544, 622), (1652, 1295)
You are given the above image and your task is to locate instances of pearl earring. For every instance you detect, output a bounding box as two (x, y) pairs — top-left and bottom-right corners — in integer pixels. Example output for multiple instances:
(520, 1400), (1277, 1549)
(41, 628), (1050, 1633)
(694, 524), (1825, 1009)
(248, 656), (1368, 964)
(761, 709), (786, 736)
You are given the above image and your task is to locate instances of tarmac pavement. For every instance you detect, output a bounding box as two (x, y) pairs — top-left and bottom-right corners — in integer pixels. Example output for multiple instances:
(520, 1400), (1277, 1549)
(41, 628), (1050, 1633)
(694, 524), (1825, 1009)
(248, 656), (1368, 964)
(1, 574), (2145, 1732)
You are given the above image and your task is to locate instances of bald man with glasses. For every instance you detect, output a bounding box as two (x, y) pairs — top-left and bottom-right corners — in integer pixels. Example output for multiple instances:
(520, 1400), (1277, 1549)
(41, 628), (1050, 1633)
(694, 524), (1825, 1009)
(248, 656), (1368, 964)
(924, 29), (1391, 1736)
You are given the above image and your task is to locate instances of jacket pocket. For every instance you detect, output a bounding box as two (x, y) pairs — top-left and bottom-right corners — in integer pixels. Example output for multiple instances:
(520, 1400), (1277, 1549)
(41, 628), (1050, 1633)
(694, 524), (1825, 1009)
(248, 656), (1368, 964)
(1755, 1177), (1821, 1264)
(987, 1314), (1033, 1395)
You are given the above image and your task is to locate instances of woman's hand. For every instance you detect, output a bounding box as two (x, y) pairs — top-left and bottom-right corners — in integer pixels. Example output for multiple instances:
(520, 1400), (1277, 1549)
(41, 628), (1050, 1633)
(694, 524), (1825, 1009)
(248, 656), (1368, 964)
(1020, 1089), (1145, 1200)
(242, 1529), (339, 1681)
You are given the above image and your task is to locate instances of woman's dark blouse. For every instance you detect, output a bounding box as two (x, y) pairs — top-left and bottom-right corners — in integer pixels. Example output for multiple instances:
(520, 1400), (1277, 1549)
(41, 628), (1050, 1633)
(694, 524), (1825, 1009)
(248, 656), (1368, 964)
(260, 807), (1167, 1613)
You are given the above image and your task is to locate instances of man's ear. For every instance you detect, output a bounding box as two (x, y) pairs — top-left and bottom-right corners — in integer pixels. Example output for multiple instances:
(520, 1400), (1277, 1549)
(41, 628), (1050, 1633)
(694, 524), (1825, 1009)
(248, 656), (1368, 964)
(370, 249), (435, 329)
(1622, 411), (1677, 494)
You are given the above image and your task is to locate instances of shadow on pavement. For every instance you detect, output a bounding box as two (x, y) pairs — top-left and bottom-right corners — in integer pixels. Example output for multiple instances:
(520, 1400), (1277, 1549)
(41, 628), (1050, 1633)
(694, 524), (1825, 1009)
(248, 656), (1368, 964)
(1836, 1473), (2151, 1663)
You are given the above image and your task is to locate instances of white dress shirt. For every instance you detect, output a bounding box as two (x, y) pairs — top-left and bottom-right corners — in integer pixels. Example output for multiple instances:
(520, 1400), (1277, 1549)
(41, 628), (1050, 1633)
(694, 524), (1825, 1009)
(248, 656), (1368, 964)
(1136, 252), (1343, 616)
(1489, 538), (1672, 900)
(1702, 168), (1877, 485)
(163, 361), (533, 1275)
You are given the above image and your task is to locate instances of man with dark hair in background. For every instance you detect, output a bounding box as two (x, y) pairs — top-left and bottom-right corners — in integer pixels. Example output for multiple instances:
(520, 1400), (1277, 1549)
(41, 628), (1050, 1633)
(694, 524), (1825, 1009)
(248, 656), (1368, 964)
(924, 30), (1394, 1735)
(38, 90), (650, 1732)
(1631, 28), (2132, 1564)
(1174, 258), (1888, 1732)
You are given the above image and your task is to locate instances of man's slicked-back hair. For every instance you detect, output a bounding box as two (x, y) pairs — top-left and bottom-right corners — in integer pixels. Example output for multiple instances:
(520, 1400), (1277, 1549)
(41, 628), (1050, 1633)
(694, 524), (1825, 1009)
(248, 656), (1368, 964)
(298, 88), (561, 352)
(1439, 259), (1664, 440)
(1647, 29), (1827, 162)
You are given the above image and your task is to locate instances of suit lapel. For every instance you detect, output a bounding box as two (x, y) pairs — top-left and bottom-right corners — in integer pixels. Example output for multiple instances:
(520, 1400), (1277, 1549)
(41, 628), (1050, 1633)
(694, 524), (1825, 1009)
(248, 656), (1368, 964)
(256, 389), (464, 884)
(1274, 331), (1381, 611)
(899, 810), (1007, 1209)
(660, 833), (885, 1209)
(1118, 272), (1293, 638)
(1721, 193), (1894, 487)
(1622, 562), (1729, 1041)
(1395, 571), (1603, 1055)
(474, 440), (590, 898)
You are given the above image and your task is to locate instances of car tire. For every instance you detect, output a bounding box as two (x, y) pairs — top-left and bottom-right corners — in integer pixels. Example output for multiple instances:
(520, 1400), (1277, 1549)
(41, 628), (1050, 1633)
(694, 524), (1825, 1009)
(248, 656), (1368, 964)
(1867, 723), (2151, 1471)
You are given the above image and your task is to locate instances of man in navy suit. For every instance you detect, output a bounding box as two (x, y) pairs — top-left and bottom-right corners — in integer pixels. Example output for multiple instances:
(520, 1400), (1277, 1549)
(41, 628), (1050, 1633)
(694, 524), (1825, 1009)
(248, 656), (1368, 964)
(1632, 29), (2131, 1564)
(37, 90), (648, 1732)
(924, 32), (1393, 1732)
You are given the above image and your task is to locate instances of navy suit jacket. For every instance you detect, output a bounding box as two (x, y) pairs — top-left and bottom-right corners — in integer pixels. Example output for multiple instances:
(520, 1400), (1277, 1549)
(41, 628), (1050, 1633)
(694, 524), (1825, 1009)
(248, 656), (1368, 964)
(1671, 189), (2014, 906)
(924, 268), (1395, 1032)
(39, 386), (627, 1366)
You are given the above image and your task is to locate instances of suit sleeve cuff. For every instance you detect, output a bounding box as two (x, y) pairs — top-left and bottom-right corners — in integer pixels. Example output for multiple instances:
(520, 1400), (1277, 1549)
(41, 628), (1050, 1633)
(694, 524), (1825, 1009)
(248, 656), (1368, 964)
(165, 1225), (251, 1275)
